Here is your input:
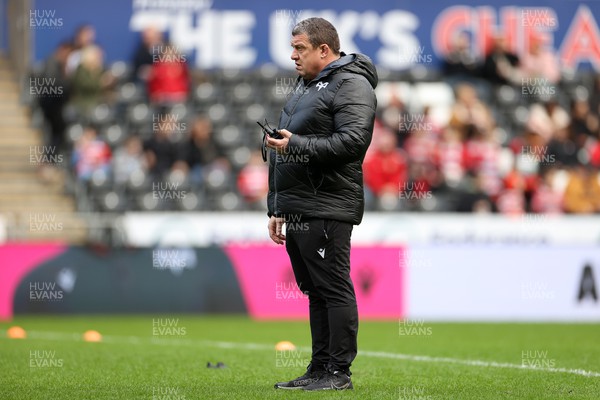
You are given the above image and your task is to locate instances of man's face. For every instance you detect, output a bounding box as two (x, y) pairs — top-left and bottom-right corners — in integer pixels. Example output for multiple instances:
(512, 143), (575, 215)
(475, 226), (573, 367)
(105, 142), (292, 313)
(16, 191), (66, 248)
(290, 34), (323, 81)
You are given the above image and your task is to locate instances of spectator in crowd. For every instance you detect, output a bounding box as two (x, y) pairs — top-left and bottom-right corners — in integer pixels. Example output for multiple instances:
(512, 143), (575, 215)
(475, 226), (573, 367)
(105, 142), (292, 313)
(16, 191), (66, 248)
(512, 130), (551, 206)
(449, 83), (495, 139)
(146, 43), (190, 105)
(455, 171), (496, 213)
(402, 108), (442, 168)
(65, 24), (97, 76)
(526, 100), (570, 144)
(442, 32), (479, 78)
(589, 140), (600, 168)
(71, 126), (111, 181)
(237, 150), (269, 209)
(131, 26), (164, 82)
(498, 160), (536, 214)
(38, 41), (72, 150)
(377, 92), (410, 146)
(449, 83), (502, 197)
(144, 118), (180, 179)
(463, 126), (502, 197)
(403, 126), (437, 169)
(401, 162), (437, 211)
(420, 106), (442, 135)
(178, 117), (225, 185)
(436, 127), (465, 186)
(365, 119), (393, 159)
(531, 166), (564, 214)
(113, 135), (147, 185)
(481, 34), (520, 85)
(569, 99), (600, 148)
(546, 127), (579, 167)
(363, 130), (408, 198)
(589, 74), (600, 117)
(520, 36), (561, 85)
(69, 45), (113, 117)
(563, 165), (600, 213)
(496, 185), (526, 215)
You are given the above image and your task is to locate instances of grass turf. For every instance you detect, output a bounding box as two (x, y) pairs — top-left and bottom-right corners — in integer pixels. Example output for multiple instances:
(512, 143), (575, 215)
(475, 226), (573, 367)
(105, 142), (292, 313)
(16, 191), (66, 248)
(1, 316), (599, 399)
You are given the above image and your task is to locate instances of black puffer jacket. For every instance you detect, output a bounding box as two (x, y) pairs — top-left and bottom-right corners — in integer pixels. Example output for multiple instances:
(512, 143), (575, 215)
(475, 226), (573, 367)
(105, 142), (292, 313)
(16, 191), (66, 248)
(267, 53), (378, 225)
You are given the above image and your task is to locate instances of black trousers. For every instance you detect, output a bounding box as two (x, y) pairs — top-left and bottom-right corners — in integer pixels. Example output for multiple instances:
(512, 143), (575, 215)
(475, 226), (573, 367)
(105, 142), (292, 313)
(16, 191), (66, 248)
(285, 218), (358, 374)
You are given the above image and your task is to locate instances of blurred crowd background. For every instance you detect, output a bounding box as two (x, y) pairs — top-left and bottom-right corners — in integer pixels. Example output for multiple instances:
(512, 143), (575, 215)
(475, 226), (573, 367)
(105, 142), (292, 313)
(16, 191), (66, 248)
(31, 24), (600, 214)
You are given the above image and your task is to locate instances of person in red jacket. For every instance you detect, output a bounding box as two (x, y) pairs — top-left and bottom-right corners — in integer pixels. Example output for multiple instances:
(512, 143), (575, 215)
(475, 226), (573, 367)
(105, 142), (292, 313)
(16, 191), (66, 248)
(147, 44), (190, 105)
(363, 130), (407, 197)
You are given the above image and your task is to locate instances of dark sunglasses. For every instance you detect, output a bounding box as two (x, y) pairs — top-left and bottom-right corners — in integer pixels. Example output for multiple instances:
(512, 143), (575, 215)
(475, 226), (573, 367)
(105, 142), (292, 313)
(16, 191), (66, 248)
(257, 119), (281, 162)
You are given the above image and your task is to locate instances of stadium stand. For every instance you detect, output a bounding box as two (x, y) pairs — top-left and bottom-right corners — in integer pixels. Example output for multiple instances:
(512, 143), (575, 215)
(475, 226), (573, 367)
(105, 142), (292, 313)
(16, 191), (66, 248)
(28, 37), (600, 215)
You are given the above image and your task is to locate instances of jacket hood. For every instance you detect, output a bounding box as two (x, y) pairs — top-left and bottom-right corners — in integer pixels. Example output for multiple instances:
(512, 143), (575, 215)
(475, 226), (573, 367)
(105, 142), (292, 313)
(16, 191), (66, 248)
(314, 52), (378, 89)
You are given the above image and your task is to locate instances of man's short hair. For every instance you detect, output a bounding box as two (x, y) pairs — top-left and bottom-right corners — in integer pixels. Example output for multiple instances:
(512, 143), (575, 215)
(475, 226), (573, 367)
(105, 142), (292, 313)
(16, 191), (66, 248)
(292, 17), (340, 55)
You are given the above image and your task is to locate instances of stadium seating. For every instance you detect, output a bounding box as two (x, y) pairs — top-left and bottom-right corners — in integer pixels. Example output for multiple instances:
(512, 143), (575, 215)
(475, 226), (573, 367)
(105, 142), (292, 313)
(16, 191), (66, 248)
(30, 60), (600, 214)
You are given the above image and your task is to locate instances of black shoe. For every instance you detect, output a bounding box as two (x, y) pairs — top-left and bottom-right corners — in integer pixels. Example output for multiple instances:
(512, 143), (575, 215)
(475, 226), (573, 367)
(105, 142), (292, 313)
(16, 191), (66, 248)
(274, 364), (327, 390)
(302, 370), (353, 391)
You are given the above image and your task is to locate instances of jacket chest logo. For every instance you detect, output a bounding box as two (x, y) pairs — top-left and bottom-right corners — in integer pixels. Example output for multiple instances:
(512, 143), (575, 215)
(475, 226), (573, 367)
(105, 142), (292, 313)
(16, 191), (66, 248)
(316, 82), (329, 91)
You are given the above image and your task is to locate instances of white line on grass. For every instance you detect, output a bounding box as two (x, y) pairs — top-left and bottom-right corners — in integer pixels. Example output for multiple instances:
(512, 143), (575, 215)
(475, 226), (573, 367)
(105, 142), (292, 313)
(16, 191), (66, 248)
(5, 330), (600, 378)
(207, 340), (600, 378)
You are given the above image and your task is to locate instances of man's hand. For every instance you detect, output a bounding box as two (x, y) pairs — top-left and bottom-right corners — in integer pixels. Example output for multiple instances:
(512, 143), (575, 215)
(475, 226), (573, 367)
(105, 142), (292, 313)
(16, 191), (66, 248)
(266, 129), (292, 151)
(268, 216), (286, 245)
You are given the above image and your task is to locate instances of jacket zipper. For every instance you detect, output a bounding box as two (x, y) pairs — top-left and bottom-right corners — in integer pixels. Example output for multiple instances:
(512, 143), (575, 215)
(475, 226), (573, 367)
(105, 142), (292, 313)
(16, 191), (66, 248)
(274, 79), (308, 215)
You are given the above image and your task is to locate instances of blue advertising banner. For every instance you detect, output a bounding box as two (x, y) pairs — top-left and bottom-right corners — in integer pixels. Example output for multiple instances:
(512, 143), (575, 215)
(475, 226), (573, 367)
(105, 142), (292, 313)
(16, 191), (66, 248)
(0, 0), (6, 51)
(29, 0), (600, 70)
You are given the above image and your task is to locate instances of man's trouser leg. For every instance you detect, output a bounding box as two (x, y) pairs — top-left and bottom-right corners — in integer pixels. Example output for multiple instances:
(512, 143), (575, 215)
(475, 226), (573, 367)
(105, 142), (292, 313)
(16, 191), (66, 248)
(285, 218), (358, 374)
(286, 224), (329, 369)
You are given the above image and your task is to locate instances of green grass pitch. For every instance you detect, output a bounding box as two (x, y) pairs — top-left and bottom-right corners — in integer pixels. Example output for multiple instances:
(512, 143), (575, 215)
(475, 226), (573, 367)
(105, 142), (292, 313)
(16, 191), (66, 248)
(1, 316), (599, 399)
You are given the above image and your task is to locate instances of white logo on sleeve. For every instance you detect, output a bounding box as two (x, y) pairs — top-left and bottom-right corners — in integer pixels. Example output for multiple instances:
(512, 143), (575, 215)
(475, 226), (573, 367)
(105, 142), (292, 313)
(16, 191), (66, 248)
(317, 248), (326, 258)
(316, 82), (329, 91)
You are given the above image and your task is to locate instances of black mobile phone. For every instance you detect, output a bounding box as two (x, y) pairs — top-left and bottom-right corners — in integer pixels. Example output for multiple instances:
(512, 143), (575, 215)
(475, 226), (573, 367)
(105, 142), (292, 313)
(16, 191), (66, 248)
(256, 120), (283, 140)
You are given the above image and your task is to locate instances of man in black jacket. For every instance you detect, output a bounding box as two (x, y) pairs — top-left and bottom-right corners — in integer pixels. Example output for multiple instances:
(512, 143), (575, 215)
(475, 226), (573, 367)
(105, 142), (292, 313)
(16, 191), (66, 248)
(266, 17), (377, 391)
